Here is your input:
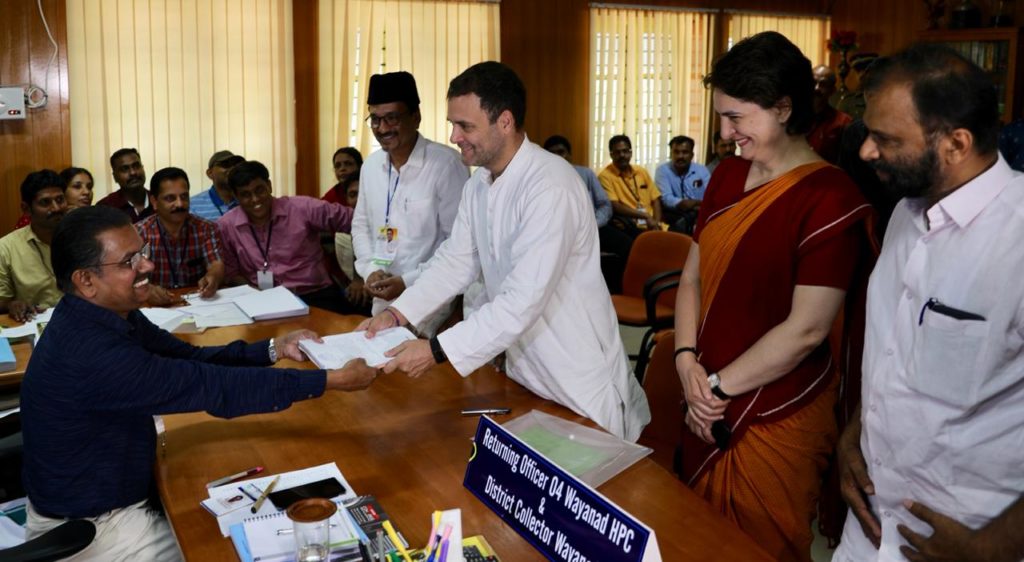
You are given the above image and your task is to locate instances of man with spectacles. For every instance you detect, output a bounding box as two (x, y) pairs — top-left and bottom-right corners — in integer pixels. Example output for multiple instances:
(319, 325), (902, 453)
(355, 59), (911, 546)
(217, 160), (354, 313)
(135, 167), (225, 305)
(0, 170), (67, 322)
(19, 205), (379, 560)
(598, 135), (664, 233)
(351, 71), (469, 336)
(97, 147), (154, 223)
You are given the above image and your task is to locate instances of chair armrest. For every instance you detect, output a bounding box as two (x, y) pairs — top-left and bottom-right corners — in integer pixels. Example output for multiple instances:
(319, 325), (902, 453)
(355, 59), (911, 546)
(0, 519), (96, 562)
(645, 278), (680, 328)
(642, 269), (682, 299)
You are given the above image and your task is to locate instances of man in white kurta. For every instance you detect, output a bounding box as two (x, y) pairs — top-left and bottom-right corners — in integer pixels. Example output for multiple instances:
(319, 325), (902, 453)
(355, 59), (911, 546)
(353, 72), (469, 335)
(361, 62), (650, 442)
(834, 45), (1024, 562)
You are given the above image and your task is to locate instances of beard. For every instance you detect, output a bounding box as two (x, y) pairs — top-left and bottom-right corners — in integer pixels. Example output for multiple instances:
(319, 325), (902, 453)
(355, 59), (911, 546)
(870, 145), (939, 199)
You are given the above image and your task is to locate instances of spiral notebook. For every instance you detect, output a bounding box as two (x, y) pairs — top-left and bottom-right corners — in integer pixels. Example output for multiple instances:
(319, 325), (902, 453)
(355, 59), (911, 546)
(229, 500), (359, 562)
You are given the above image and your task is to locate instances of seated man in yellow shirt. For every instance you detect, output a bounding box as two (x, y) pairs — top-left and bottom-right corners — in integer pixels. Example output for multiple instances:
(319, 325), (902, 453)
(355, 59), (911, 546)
(0, 170), (67, 322)
(597, 135), (664, 232)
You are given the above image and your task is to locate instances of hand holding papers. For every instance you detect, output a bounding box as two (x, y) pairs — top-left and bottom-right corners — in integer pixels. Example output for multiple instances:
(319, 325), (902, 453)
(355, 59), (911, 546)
(299, 327), (416, 369)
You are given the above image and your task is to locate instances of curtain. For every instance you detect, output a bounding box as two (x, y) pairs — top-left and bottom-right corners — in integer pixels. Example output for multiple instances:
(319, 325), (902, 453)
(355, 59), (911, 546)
(66, 0), (297, 197)
(726, 12), (831, 70)
(589, 7), (715, 172)
(318, 0), (500, 193)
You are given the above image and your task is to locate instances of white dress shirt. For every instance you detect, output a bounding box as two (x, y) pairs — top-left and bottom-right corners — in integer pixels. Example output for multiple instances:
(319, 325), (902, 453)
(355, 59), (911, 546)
(352, 134), (469, 316)
(391, 137), (651, 441)
(834, 156), (1024, 561)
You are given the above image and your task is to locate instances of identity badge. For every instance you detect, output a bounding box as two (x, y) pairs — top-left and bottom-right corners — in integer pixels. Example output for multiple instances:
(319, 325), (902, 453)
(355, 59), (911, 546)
(257, 269), (274, 290)
(372, 226), (399, 267)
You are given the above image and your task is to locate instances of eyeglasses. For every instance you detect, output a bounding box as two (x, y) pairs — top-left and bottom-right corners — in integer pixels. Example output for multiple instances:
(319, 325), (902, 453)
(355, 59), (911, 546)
(365, 111), (407, 129)
(97, 243), (151, 270)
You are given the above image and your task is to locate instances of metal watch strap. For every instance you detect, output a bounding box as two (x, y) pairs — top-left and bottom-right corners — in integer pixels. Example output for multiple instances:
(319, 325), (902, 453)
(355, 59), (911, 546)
(709, 373), (731, 400)
(268, 338), (278, 363)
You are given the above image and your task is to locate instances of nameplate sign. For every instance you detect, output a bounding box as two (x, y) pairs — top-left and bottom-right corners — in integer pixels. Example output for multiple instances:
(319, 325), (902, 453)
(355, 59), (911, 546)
(464, 416), (661, 562)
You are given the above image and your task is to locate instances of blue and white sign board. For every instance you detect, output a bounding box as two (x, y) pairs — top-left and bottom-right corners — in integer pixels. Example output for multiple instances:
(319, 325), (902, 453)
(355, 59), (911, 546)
(464, 416), (662, 562)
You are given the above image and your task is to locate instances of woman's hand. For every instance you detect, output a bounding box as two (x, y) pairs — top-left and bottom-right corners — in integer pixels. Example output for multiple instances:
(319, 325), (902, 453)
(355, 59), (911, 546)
(677, 357), (729, 434)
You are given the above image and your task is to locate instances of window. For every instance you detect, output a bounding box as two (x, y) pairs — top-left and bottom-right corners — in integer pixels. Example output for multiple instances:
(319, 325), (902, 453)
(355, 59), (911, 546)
(317, 0), (500, 191)
(725, 12), (831, 69)
(590, 7), (715, 171)
(67, 0), (297, 197)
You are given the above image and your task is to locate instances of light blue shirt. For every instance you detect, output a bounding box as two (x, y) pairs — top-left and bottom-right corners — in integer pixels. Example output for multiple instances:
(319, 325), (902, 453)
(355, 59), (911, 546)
(189, 186), (238, 221)
(573, 165), (612, 227)
(655, 162), (711, 209)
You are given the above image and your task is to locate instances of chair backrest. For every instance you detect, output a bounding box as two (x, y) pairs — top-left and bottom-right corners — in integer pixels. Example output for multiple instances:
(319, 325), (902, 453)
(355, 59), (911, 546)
(621, 231), (692, 306)
(638, 329), (684, 473)
(0, 519), (96, 562)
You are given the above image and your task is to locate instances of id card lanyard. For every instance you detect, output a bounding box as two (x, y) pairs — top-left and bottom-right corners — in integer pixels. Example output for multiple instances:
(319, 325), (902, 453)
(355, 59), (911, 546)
(624, 172), (647, 227)
(373, 160), (401, 267)
(247, 222), (275, 289)
(384, 158), (400, 229)
(158, 219), (191, 288)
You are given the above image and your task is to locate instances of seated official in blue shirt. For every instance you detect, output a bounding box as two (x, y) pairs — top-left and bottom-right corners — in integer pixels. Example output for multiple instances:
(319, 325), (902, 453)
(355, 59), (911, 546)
(654, 135), (710, 234)
(20, 206), (379, 561)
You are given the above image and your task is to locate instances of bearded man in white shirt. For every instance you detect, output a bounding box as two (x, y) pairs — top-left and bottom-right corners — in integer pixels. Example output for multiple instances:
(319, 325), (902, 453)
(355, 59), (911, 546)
(358, 61), (650, 441)
(352, 72), (469, 336)
(833, 44), (1024, 562)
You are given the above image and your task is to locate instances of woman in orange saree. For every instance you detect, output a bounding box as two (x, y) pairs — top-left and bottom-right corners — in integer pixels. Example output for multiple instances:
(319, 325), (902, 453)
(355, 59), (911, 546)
(673, 32), (875, 562)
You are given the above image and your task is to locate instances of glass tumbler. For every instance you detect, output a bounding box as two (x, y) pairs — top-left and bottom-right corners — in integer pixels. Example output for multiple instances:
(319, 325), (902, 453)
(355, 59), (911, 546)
(286, 498), (337, 562)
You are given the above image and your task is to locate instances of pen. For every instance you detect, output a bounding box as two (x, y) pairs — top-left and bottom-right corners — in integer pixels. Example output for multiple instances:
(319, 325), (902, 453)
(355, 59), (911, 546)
(207, 466), (264, 488)
(276, 523), (337, 535)
(377, 529), (385, 562)
(238, 485), (259, 502)
(250, 475), (280, 513)
(358, 542), (373, 562)
(382, 520), (412, 562)
(460, 408), (511, 416)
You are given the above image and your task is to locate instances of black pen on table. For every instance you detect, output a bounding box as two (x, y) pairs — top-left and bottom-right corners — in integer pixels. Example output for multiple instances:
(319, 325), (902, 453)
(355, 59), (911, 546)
(461, 407), (511, 416)
(250, 475), (280, 513)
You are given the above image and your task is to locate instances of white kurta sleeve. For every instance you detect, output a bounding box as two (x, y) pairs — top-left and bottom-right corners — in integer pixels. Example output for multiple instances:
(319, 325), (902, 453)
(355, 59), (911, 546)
(351, 168), (380, 279)
(391, 184), (481, 325)
(436, 183), (579, 375)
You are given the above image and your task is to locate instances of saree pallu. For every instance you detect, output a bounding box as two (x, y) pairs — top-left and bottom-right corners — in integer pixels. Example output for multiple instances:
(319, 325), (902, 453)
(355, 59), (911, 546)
(680, 158), (875, 561)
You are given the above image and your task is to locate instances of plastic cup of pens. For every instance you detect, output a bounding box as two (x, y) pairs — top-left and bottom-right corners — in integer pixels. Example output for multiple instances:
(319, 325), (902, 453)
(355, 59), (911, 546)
(286, 498), (337, 562)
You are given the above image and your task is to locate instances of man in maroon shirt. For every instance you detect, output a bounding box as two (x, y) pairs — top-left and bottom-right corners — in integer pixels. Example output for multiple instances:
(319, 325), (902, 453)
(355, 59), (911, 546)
(96, 148), (154, 223)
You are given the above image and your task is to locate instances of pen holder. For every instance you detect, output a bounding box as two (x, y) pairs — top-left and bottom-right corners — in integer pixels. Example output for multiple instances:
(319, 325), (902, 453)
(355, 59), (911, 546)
(287, 498), (337, 562)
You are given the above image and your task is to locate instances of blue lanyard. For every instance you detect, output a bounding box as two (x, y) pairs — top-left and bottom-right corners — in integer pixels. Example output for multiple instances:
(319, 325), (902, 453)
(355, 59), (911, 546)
(385, 158), (400, 227)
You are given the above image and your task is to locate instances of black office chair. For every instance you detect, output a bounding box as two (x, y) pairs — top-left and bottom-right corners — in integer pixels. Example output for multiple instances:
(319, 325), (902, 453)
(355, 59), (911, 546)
(0, 519), (96, 562)
(0, 411), (96, 561)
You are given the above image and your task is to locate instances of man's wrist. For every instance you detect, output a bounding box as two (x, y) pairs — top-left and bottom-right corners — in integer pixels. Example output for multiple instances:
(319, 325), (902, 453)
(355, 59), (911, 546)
(268, 338), (278, 363)
(428, 336), (448, 365)
(384, 308), (402, 327)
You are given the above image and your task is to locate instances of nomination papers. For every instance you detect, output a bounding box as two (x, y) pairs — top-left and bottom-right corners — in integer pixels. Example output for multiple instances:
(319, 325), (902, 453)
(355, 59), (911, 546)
(464, 416), (662, 562)
(298, 327), (417, 369)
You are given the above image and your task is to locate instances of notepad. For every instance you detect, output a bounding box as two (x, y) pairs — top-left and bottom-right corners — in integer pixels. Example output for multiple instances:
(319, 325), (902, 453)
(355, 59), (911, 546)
(184, 284), (260, 305)
(298, 327), (417, 369)
(234, 287), (309, 321)
(0, 338), (15, 372)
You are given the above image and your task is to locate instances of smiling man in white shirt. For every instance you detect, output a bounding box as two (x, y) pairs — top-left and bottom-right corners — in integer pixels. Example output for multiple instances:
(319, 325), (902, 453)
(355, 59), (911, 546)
(358, 62), (650, 442)
(833, 44), (1024, 562)
(352, 71), (469, 335)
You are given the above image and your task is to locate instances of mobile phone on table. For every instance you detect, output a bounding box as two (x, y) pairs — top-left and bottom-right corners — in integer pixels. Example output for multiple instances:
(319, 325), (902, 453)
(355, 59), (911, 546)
(267, 477), (346, 510)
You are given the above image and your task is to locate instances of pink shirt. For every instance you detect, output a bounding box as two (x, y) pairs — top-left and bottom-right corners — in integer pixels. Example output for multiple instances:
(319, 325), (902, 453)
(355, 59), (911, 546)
(217, 196), (352, 294)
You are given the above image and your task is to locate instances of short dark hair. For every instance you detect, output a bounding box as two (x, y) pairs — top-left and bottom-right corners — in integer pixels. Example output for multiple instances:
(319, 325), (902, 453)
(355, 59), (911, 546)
(703, 31), (815, 136)
(149, 167), (190, 197)
(447, 61), (527, 128)
(669, 135), (695, 149)
(543, 135), (571, 153)
(228, 160), (271, 193)
(333, 147), (364, 168)
(608, 135), (632, 152)
(52, 206), (132, 293)
(109, 147), (141, 169)
(862, 43), (1000, 156)
(59, 167), (94, 188)
(20, 169), (65, 204)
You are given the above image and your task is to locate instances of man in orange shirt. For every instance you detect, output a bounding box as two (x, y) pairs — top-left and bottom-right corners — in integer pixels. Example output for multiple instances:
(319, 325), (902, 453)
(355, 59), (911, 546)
(597, 135), (663, 232)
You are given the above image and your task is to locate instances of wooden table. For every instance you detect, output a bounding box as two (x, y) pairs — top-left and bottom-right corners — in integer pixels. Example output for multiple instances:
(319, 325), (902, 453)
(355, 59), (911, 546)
(0, 314), (34, 390)
(157, 308), (772, 561)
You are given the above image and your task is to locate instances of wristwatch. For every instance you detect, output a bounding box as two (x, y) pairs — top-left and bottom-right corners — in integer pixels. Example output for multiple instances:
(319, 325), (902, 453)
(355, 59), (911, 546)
(707, 372), (732, 400)
(268, 338), (278, 363)
(429, 336), (448, 364)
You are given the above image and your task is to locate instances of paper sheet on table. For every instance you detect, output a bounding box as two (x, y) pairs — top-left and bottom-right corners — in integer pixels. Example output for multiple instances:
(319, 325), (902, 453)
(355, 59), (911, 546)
(0, 324), (37, 339)
(233, 287), (308, 321)
(179, 303), (254, 329)
(140, 308), (189, 332)
(298, 327), (416, 369)
(183, 285), (259, 305)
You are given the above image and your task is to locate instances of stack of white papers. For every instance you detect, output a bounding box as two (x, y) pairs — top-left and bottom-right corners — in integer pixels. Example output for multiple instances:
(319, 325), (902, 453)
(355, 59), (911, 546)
(139, 308), (189, 332)
(233, 286), (309, 321)
(183, 285), (259, 305)
(178, 303), (254, 329)
(298, 327), (417, 369)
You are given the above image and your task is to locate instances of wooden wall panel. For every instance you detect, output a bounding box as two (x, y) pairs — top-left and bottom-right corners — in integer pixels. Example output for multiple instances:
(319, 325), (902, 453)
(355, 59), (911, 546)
(0, 0), (70, 236)
(294, 0), (320, 198)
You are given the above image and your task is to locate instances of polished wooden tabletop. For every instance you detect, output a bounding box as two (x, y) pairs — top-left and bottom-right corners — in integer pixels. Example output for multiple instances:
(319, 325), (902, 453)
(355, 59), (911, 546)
(157, 307), (771, 561)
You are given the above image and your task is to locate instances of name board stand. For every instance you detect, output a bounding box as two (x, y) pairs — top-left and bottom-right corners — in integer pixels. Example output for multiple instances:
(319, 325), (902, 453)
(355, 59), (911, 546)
(464, 416), (662, 562)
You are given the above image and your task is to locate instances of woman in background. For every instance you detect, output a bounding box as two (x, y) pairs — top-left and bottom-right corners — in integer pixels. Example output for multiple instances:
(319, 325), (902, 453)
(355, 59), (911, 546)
(60, 167), (94, 210)
(673, 31), (874, 561)
(322, 147), (363, 204)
